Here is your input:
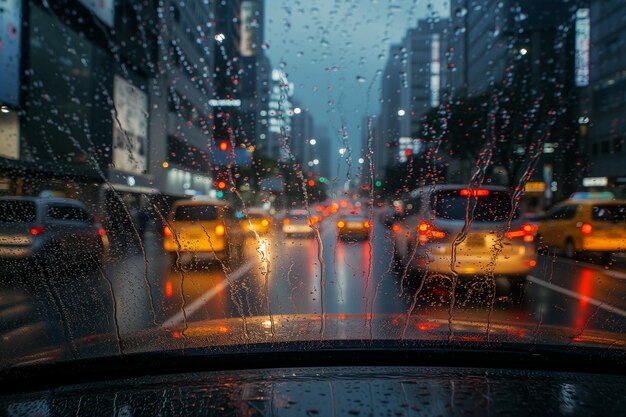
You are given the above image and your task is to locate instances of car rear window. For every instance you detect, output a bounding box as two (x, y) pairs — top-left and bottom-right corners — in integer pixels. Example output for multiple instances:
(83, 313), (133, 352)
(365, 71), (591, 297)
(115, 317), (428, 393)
(592, 205), (626, 222)
(173, 205), (218, 221)
(0, 201), (37, 223)
(46, 204), (91, 222)
(431, 190), (519, 222)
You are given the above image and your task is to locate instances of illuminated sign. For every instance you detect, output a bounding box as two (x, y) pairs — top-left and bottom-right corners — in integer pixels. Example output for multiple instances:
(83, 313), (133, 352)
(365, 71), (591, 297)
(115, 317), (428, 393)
(240, 1), (259, 57)
(209, 99), (242, 107)
(575, 8), (590, 87)
(582, 177), (608, 187)
(0, 0), (21, 107)
(112, 76), (148, 175)
(524, 181), (546, 192)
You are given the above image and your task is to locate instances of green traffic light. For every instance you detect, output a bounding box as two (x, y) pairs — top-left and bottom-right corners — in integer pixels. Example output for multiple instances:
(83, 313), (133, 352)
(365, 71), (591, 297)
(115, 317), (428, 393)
(216, 190), (224, 198)
(319, 177), (326, 183)
(375, 180), (382, 187)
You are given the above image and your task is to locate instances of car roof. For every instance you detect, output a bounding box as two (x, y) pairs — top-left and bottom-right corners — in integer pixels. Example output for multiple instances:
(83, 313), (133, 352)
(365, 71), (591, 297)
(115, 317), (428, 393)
(173, 198), (229, 208)
(411, 184), (511, 196)
(246, 207), (270, 215)
(0, 196), (87, 207)
(288, 209), (309, 215)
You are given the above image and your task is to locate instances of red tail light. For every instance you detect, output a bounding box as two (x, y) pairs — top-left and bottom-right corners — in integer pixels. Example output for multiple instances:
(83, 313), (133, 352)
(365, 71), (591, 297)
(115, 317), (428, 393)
(363, 220), (371, 228)
(163, 226), (173, 237)
(215, 224), (226, 236)
(581, 223), (593, 235)
(98, 226), (107, 237)
(460, 189), (490, 197)
(505, 223), (534, 242)
(283, 218), (291, 225)
(30, 226), (44, 236)
(417, 222), (446, 240)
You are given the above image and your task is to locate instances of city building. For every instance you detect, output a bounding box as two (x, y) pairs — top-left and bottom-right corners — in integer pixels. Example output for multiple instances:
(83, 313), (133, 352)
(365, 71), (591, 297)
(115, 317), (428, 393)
(374, 44), (403, 175)
(399, 19), (448, 139)
(263, 69), (294, 161)
(444, 0), (589, 203)
(0, 0), (163, 217)
(587, 0), (626, 196)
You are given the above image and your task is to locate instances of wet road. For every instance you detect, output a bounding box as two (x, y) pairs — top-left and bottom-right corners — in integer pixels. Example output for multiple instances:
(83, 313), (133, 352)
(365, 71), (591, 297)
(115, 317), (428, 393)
(2, 215), (626, 359)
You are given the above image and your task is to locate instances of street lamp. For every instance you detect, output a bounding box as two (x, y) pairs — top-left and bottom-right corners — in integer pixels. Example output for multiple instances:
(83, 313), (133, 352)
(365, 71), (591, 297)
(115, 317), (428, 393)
(397, 109), (406, 116)
(293, 107), (302, 114)
(309, 139), (317, 145)
(339, 148), (346, 155)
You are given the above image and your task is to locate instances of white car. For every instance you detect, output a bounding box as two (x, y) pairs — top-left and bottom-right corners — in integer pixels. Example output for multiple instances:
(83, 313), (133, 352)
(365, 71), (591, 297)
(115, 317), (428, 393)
(282, 209), (316, 237)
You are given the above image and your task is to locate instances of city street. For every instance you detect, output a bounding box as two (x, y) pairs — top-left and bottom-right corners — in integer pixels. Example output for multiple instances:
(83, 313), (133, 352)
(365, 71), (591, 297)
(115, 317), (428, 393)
(2, 214), (626, 361)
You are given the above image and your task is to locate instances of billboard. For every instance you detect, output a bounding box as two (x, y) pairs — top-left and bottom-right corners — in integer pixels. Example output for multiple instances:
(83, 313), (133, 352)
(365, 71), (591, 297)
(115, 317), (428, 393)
(78, 0), (115, 27)
(112, 76), (148, 174)
(240, 1), (259, 57)
(575, 8), (590, 87)
(0, 0), (21, 107)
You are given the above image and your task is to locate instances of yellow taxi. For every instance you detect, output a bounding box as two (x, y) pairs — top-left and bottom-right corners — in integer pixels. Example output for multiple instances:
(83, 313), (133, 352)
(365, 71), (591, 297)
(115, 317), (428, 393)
(537, 195), (626, 260)
(163, 199), (244, 266)
(240, 207), (273, 235)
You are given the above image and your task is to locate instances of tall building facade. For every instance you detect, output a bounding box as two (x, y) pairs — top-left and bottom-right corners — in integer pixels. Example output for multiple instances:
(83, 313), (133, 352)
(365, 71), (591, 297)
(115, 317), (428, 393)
(588, 0), (626, 194)
(399, 19), (448, 139)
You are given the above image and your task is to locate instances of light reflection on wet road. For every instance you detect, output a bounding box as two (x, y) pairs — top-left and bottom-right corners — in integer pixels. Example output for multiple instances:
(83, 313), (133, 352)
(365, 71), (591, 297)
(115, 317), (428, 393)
(2, 215), (626, 360)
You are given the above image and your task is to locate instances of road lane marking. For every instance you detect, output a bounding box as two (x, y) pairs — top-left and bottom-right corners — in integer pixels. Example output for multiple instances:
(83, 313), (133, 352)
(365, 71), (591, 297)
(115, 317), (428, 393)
(161, 259), (256, 328)
(528, 275), (626, 319)
(554, 258), (626, 280)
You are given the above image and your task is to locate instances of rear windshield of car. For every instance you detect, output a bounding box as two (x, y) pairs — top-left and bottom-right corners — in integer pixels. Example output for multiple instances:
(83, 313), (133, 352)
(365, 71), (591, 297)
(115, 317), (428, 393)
(173, 205), (218, 221)
(431, 190), (519, 222)
(0, 200), (37, 223)
(592, 205), (626, 222)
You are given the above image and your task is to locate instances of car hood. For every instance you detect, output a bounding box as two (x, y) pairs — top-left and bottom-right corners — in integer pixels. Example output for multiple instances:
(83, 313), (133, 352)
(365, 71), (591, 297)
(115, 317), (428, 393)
(8, 313), (626, 369)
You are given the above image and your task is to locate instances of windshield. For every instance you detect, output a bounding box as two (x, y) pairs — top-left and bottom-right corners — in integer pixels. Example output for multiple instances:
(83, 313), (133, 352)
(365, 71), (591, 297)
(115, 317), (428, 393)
(2, 0), (626, 381)
(173, 205), (218, 221)
(431, 190), (519, 222)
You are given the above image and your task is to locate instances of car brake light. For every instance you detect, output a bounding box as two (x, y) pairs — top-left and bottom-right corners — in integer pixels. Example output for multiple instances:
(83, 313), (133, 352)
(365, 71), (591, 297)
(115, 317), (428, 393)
(417, 222), (446, 240)
(283, 218), (291, 225)
(30, 226), (44, 236)
(163, 226), (173, 237)
(505, 223), (534, 241)
(261, 219), (269, 227)
(581, 223), (593, 235)
(363, 220), (371, 228)
(460, 188), (490, 197)
(337, 220), (345, 228)
(215, 224), (226, 236)
(98, 227), (107, 237)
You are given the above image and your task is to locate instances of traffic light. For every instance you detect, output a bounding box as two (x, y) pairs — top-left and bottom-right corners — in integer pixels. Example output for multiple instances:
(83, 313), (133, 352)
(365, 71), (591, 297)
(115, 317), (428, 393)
(216, 190), (224, 199)
(375, 180), (382, 187)
(217, 181), (227, 190)
(307, 179), (316, 187)
(218, 141), (229, 152)
(319, 176), (326, 183)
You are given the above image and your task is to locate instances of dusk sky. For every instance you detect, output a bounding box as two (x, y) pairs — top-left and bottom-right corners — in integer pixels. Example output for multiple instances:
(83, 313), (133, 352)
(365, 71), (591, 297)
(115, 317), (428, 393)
(265, 0), (450, 180)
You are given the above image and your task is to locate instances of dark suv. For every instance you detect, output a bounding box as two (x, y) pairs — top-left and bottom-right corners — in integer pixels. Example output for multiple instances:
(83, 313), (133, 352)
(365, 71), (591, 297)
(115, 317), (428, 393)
(0, 197), (109, 268)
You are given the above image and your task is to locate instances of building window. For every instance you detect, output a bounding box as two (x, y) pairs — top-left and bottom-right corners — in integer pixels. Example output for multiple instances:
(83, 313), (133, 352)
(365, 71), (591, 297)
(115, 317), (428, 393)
(614, 137), (623, 153)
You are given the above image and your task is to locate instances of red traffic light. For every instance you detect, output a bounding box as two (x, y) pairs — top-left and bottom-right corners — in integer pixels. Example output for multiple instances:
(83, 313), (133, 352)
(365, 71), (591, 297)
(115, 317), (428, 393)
(307, 179), (316, 187)
(219, 141), (229, 152)
(217, 181), (227, 190)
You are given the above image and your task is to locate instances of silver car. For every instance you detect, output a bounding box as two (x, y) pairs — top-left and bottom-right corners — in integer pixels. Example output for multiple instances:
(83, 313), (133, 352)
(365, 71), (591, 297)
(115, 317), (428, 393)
(0, 197), (109, 268)
(392, 185), (537, 278)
